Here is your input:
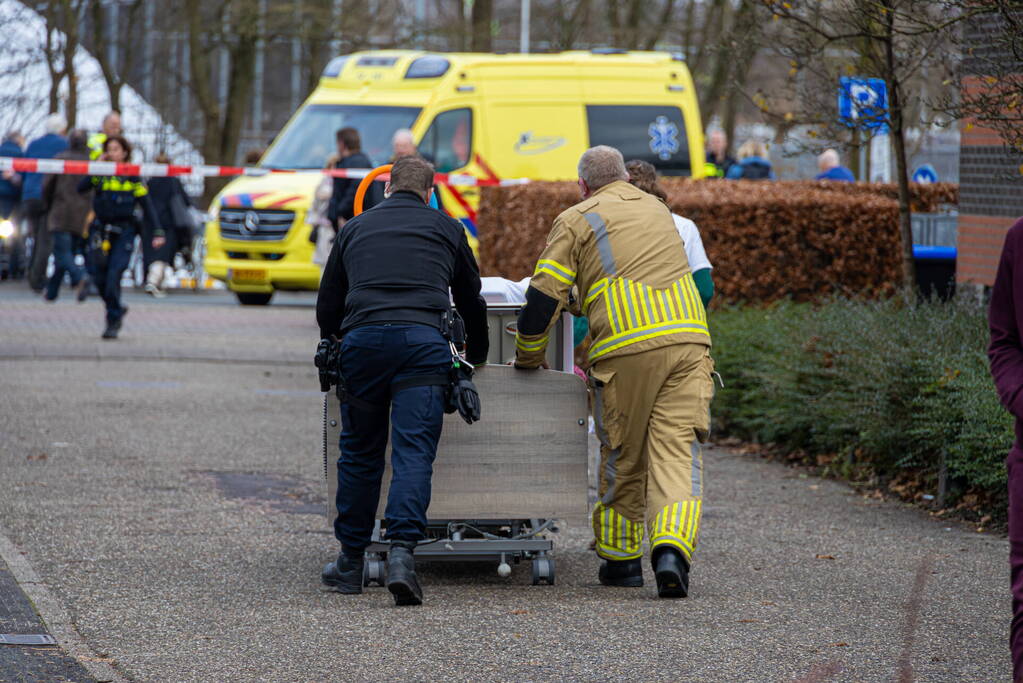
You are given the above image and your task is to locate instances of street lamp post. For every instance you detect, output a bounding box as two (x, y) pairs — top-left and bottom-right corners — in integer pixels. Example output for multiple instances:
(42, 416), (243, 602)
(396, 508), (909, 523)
(520, 0), (530, 53)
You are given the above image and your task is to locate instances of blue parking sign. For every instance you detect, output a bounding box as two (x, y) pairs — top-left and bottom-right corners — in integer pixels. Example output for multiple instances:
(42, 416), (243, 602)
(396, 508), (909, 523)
(838, 77), (888, 131)
(912, 164), (938, 184)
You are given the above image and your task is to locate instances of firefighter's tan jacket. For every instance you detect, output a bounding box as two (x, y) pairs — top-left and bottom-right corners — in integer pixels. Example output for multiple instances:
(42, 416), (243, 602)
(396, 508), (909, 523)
(515, 180), (711, 366)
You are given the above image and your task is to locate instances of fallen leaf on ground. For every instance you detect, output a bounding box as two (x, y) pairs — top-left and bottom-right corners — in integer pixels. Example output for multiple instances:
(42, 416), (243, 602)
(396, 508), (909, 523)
(815, 554), (836, 560)
(738, 619), (759, 623)
(78, 656), (115, 663)
(509, 609), (528, 615)
(830, 642), (849, 647)
(27, 453), (47, 461)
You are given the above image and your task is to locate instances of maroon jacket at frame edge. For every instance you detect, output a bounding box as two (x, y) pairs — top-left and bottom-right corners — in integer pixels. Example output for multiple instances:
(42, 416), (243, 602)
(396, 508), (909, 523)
(987, 215), (1023, 682)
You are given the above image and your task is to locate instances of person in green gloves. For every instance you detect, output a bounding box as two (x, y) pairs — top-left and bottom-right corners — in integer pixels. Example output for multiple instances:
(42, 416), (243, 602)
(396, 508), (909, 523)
(625, 160), (714, 307)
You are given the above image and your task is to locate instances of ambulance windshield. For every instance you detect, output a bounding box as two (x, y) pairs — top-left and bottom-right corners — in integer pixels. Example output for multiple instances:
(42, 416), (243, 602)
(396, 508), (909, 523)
(261, 104), (422, 169)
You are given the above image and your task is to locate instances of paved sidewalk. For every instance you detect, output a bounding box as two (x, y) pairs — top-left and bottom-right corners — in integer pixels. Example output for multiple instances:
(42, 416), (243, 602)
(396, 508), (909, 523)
(0, 283), (1011, 681)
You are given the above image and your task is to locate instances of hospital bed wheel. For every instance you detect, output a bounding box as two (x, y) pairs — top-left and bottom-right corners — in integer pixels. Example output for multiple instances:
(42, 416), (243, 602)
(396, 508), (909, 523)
(531, 557), (555, 586)
(364, 557), (386, 587)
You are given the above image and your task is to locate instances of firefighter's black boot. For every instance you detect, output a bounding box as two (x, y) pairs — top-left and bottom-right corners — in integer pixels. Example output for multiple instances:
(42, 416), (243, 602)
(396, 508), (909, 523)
(653, 547), (689, 598)
(598, 558), (643, 587)
(386, 542), (422, 606)
(321, 552), (364, 594)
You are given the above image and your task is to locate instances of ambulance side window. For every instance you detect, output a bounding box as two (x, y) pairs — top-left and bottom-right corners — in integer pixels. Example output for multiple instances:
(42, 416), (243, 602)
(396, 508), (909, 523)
(586, 105), (691, 176)
(419, 108), (472, 173)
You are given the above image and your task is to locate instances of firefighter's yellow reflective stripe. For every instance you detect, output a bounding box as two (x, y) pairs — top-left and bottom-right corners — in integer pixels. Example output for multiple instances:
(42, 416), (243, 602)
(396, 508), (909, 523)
(515, 334), (548, 352)
(641, 283), (657, 324)
(672, 281), (688, 319)
(589, 320), (710, 360)
(610, 280), (626, 334)
(593, 502), (644, 561)
(585, 277), (610, 308)
(649, 500), (701, 562)
(534, 259), (575, 285)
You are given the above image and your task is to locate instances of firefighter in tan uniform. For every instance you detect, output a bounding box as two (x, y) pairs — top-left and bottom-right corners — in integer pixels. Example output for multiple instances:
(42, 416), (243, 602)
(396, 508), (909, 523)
(514, 146), (714, 598)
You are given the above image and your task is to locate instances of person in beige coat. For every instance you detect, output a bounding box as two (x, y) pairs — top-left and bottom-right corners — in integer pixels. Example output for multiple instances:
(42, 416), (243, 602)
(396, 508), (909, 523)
(515, 146), (714, 598)
(42, 130), (92, 302)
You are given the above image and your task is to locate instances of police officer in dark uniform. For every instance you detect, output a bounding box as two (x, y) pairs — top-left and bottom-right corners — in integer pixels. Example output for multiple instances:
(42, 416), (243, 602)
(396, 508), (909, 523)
(316, 155), (488, 606)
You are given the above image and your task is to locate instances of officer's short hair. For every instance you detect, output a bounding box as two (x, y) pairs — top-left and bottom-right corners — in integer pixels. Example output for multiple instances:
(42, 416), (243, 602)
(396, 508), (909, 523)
(390, 155), (435, 200)
(578, 146), (628, 191)
(336, 127), (361, 153)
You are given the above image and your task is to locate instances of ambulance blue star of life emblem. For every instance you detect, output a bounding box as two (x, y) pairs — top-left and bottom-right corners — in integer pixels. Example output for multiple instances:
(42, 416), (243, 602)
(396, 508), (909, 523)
(648, 116), (680, 160)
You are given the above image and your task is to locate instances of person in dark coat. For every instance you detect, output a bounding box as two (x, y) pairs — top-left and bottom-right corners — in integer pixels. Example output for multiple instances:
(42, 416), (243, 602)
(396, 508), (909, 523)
(0, 130), (24, 219)
(326, 127), (381, 229)
(143, 153), (193, 297)
(988, 215), (1023, 682)
(24, 115), (69, 291)
(42, 130), (92, 301)
(726, 140), (776, 180)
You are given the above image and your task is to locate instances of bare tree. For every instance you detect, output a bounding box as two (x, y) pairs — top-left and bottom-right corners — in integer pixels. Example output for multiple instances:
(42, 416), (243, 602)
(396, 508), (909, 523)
(941, 3), (1023, 153)
(752, 0), (976, 288)
(89, 0), (145, 113)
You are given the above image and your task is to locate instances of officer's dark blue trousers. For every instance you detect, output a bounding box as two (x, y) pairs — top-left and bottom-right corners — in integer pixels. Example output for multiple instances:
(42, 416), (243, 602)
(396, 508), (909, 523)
(88, 226), (134, 325)
(335, 323), (450, 555)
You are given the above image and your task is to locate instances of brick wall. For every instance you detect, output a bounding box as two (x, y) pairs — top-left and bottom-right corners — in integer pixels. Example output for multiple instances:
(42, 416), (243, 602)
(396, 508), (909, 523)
(957, 12), (1023, 286)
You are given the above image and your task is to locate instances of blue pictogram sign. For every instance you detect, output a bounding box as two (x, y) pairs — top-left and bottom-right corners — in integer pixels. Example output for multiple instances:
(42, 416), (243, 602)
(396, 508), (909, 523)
(838, 77), (888, 131)
(648, 116), (680, 160)
(912, 164), (938, 184)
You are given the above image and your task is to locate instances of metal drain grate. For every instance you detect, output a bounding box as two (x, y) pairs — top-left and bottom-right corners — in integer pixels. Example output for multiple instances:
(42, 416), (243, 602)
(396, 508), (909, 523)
(0, 634), (57, 646)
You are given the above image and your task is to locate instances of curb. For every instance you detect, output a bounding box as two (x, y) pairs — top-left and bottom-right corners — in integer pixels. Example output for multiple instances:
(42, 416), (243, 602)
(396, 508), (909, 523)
(0, 530), (126, 683)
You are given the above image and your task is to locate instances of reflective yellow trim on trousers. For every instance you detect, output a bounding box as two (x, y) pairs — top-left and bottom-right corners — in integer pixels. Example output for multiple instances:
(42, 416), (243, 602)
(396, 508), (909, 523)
(534, 259), (576, 285)
(515, 333), (548, 352)
(592, 502), (644, 560)
(649, 501), (701, 562)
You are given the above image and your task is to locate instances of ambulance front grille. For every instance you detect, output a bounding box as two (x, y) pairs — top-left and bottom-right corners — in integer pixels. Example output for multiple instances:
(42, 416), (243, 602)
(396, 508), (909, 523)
(219, 209), (295, 241)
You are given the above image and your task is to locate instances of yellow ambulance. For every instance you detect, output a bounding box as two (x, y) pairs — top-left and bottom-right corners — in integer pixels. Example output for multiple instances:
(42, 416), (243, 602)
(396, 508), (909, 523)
(205, 50), (706, 304)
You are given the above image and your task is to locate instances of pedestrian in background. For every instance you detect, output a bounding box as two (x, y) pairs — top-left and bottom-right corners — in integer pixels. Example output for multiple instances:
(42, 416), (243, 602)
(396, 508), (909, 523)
(144, 153), (194, 298)
(42, 129), (92, 302)
(88, 111), (122, 160)
(327, 127), (380, 230)
(703, 129), (735, 179)
(24, 114), (68, 291)
(79, 135), (165, 339)
(0, 130), (24, 220)
(626, 159), (714, 307)
(726, 140), (776, 180)
(391, 129), (441, 210)
(815, 148), (856, 182)
(987, 214), (1023, 682)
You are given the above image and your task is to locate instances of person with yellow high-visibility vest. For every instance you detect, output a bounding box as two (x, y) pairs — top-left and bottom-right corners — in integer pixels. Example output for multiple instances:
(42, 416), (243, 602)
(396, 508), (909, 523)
(514, 145), (714, 598)
(88, 111), (122, 161)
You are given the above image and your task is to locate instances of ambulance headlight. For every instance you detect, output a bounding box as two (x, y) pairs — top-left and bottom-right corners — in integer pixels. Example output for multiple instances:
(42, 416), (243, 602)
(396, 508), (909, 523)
(0, 220), (14, 239)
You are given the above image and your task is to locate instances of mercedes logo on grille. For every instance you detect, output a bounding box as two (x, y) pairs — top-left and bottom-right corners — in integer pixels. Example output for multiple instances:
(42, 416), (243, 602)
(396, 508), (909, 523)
(241, 210), (260, 235)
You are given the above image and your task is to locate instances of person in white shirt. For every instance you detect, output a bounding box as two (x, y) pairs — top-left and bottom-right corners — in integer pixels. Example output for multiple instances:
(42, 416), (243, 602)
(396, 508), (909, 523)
(625, 159), (714, 306)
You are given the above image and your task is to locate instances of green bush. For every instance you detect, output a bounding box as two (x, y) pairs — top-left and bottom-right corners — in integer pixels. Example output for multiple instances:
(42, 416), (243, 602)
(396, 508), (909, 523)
(711, 296), (1013, 503)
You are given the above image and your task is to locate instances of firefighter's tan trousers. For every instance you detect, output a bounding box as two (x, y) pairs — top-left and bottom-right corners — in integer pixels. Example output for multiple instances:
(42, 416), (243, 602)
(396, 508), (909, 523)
(589, 342), (714, 564)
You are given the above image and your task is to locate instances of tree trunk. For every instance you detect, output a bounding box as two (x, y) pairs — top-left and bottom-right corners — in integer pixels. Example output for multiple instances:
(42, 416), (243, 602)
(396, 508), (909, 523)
(219, 38), (258, 166)
(184, 0), (221, 200)
(882, 1), (916, 290)
(61, 1), (80, 128)
(470, 0), (492, 52)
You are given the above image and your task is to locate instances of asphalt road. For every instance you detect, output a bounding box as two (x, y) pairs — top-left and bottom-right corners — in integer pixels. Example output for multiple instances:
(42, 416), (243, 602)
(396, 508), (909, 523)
(0, 281), (1011, 682)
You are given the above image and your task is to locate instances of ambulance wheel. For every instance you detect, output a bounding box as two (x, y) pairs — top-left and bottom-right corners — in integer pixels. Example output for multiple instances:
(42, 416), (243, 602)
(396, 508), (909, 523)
(364, 558), (386, 587)
(236, 292), (273, 306)
(531, 557), (555, 586)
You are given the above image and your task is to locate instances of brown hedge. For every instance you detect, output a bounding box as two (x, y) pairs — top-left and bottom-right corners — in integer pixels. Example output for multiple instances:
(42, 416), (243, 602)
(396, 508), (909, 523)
(477, 180), (958, 304)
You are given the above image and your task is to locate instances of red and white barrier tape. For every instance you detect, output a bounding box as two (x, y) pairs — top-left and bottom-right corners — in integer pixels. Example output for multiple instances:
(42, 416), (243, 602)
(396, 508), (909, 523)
(0, 157), (532, 187)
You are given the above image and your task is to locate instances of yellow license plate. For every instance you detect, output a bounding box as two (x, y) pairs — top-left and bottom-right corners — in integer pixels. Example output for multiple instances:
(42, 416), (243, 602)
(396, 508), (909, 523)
(231, 268), (268, 283)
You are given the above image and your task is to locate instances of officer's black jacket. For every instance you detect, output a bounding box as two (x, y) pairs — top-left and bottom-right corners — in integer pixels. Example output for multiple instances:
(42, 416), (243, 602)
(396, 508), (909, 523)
(316, 191), (489, 364)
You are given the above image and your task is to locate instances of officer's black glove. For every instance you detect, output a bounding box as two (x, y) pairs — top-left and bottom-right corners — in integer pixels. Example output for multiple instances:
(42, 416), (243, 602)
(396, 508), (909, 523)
(448, 364), (481, 424)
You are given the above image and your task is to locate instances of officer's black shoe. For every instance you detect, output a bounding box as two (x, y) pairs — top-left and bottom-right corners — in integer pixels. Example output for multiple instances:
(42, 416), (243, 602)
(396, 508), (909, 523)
(653, 547), (689, 599)
(386, 543), (422, 606)
(321, 553), (364, 594)
(101, 322), (118, 339)
(598, 558), (644, 587)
